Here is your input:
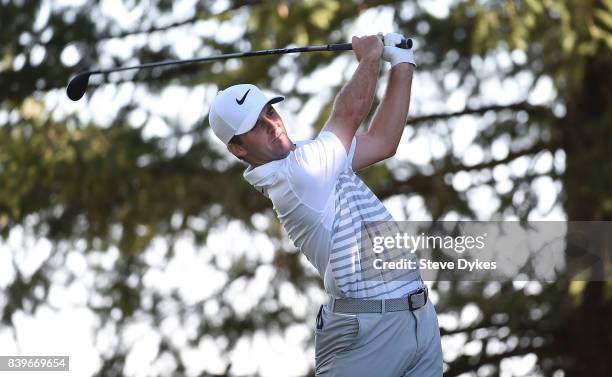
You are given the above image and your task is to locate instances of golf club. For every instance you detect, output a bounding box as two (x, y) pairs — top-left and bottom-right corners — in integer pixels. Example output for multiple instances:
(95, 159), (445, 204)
(66, 38), (412, 101)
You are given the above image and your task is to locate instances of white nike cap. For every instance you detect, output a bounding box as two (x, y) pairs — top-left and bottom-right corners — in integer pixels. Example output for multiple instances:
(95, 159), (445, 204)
(209, 84), (284, 144)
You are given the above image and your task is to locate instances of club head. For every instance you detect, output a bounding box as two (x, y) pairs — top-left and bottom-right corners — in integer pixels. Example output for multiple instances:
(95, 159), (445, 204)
(66, 72), (91, 101)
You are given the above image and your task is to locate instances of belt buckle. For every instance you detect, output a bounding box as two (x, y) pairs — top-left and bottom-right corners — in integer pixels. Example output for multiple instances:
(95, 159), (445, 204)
(408, 287), (428, 311)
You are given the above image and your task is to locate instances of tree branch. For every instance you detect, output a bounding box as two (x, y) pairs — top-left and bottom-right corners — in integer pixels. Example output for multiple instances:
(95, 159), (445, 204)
(376, 142), (556, 200)
(407, 101), (552, 125)
(95, 0), (262, 41)
(445, 141), (556, 174)
(98, 16), (198, 41)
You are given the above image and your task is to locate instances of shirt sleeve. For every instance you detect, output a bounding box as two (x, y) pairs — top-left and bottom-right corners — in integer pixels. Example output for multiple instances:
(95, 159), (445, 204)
(288, 131), (354, 211)
(347, 135), (357, 170)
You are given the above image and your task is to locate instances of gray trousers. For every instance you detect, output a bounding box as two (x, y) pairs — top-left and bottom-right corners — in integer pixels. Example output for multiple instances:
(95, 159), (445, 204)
(314, 300), (443, 377)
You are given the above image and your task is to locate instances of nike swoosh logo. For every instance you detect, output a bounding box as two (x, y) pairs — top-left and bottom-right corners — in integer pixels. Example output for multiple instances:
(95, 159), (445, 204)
(236, 89), (251, 105)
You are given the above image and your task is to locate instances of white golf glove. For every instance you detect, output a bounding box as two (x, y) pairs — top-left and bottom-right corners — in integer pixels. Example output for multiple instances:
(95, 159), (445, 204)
(382, 32), (416, 67)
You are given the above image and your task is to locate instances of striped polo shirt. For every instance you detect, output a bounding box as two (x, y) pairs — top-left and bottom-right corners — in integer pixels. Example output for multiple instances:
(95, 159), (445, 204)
(244, 131), (422, 299)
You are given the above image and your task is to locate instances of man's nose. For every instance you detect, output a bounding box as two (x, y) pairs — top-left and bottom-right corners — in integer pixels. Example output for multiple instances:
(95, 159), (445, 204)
(264, 121), (277, 133)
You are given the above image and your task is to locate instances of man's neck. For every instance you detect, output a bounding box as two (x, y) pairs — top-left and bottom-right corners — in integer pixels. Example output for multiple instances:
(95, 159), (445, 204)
(247, 143), (296, 168)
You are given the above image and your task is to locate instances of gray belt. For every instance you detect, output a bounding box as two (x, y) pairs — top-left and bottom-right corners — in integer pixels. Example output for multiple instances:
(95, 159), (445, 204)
(331, 287), (428, 314)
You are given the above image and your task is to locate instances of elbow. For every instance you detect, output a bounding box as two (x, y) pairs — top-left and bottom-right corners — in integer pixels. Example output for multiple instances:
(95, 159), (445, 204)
(383, 146), (397, 159)
(332, 108), (363, 130)
(332, 97), (368, 126)
(383, 140), (400, 159)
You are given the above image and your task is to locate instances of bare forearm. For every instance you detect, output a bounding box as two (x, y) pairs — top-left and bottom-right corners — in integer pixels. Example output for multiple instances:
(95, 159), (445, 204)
(369, 64), (414, 155)
(324, 57), (380, 151)
(323, 35), (383, 152)
(333, 57), (380, 125)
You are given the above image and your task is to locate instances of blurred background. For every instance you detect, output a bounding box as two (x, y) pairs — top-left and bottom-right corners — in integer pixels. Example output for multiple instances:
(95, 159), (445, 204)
(1, 0), (611, 376)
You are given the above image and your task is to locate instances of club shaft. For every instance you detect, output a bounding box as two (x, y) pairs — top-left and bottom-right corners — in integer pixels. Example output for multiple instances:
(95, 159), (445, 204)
(91, 43), (355, 75)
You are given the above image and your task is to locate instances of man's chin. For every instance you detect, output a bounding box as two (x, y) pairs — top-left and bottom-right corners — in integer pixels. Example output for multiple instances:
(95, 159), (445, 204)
(277, 142), (293, 158)
(275, 137), (291, 149)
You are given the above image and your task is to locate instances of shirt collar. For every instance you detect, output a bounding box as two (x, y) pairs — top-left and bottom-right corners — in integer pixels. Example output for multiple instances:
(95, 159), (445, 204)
(243, 143), (302, 188)
(243, 158), (283, 187)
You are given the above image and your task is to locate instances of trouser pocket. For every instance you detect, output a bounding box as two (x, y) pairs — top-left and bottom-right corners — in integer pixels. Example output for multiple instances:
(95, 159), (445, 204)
(314, 305), (360, 376)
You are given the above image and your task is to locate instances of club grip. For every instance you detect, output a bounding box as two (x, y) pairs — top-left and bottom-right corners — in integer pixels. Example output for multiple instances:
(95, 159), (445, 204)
(328, 43), (354, 51)
(395, 38), (413, 49)
(328, 38), (413, 51)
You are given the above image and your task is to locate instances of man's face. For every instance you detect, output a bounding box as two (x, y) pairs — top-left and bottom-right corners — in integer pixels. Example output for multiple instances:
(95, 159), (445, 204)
(228, 104), (294, 166)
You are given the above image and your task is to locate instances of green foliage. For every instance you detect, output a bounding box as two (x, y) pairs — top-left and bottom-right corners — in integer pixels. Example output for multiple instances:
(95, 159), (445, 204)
(1, 0), (611, 376)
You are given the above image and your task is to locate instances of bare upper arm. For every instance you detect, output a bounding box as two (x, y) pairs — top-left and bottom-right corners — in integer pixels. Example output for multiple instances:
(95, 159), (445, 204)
(352, 133), (394, 171)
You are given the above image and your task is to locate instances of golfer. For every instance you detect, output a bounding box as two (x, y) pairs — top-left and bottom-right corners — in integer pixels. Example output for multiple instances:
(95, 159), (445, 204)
(209, 33), (442, 376)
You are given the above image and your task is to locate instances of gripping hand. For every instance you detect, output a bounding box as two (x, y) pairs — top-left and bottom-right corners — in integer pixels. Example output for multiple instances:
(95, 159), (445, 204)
(382, 32), (416, 67)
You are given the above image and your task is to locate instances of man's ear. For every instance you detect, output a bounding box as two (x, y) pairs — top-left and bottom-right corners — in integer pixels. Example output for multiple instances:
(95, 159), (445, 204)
(227, 143), (247, 159)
